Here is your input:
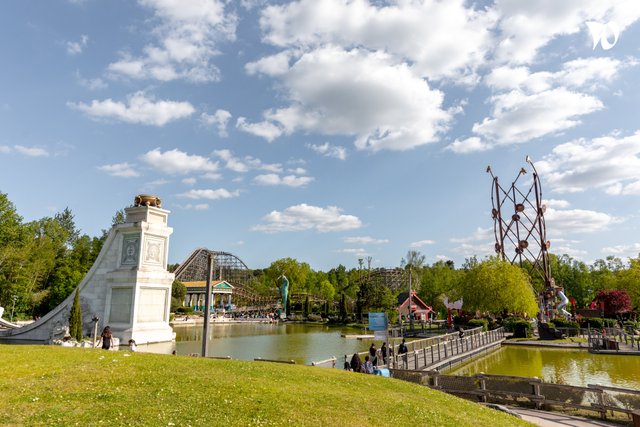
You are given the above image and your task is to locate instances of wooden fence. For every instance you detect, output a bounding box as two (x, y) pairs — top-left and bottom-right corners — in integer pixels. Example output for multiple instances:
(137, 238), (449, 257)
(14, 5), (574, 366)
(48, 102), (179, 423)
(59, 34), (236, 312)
(390, 370), (640, 421)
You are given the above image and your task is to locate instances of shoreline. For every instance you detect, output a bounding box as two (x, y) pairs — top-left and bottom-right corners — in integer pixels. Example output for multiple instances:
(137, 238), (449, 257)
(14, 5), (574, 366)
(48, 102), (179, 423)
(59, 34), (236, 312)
(502, 339), (587, 349)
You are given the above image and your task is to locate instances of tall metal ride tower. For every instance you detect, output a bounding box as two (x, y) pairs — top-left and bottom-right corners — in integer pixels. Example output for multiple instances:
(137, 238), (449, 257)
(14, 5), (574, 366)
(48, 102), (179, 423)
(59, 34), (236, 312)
(487, 157), (557, 319)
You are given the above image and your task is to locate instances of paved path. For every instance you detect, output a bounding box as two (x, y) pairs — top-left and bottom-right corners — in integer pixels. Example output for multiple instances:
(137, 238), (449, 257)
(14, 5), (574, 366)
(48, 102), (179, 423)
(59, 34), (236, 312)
(506, 407), (623, 427)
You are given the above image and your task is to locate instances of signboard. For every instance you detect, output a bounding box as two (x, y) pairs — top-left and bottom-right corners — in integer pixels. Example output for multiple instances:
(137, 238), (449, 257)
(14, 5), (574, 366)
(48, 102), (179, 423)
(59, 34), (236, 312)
(368, 312), (387, 331)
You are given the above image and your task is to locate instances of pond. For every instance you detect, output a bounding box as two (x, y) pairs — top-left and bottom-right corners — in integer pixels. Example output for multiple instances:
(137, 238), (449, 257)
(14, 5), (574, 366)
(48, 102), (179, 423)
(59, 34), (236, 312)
(140, 322), (377, 365)
(446, 346), (640, 390)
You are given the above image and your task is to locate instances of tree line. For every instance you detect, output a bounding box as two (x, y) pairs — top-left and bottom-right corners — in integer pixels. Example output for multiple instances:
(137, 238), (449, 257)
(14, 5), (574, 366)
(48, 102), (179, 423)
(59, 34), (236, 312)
(2, 191), (638, 321)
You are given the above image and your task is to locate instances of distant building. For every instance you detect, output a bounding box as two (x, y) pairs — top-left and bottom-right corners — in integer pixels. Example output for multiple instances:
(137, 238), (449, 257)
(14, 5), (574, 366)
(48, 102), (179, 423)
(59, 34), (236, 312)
(397, 290), (433, 321)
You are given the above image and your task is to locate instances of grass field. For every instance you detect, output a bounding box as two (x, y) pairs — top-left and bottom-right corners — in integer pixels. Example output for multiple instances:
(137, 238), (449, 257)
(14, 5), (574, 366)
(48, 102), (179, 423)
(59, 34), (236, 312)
(0, 345), (533, 427)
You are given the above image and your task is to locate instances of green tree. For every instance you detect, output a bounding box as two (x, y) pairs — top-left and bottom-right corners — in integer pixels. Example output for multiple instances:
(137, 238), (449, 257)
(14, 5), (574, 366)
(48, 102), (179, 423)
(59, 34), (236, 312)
(614, 257), (640, 310)
(419, 260), (461, 314)
(265, 258), (311, 294)
(171, 280), (186, 312)
(454, 257), (539, 316)
(69, 289), (83, 341)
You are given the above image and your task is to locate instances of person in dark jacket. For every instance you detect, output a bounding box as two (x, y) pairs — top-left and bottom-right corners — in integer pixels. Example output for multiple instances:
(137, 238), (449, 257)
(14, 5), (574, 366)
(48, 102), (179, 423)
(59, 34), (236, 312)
(381, 342), (388, 365)
(398, 339), (408, 354)
(369, 343), (377, 366)
(350, 353), (362, 372)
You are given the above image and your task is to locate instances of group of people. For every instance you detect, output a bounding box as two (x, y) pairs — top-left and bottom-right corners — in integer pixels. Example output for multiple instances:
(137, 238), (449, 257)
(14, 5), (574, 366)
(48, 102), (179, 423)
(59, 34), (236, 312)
(345, 340), (410, 373)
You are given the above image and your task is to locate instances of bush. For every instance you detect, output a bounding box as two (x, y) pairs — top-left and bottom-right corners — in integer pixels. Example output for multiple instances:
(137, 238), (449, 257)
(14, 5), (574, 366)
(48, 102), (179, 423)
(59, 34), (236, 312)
(468, 319), (488, 332)
(176, 306), (194, 314)
(549, 318), (579, 329)
(501, 317), (522, 332)
(502, 317), (532, 338)
(579, 317), (618, 329)
(307, 314), (323, 322)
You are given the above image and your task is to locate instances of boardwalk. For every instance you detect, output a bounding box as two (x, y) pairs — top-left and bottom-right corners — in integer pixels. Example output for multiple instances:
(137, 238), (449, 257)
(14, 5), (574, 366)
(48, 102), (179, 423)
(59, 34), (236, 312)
(392, 327), (505, 371)
(587, 327), (640, 354)
(328, 327), (505, 371)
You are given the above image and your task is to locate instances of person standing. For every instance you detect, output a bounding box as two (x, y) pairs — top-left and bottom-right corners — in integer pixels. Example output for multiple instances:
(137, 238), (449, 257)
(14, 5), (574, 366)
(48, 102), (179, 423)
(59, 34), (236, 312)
(398, 338), (408, 354)
(369, 343), (377, 366)
(100, 326), (114, 350)
(380, 342), (388, 365)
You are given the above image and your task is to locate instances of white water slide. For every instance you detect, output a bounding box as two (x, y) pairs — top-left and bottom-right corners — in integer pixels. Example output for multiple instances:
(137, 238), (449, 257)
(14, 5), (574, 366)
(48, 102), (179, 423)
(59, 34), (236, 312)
(557, 290), (571, 319)
(0, 306), (19, 329)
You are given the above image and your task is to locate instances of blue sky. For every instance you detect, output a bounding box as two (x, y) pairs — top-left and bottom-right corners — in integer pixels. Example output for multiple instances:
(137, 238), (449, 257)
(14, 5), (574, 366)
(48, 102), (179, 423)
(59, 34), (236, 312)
(1, 0), (640, 271)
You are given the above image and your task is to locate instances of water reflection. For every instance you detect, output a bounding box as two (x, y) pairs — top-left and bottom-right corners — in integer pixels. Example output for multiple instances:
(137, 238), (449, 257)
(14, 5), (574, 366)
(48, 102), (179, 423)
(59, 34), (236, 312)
(448, 346), (640, 389)
(139, 323), (373, 365)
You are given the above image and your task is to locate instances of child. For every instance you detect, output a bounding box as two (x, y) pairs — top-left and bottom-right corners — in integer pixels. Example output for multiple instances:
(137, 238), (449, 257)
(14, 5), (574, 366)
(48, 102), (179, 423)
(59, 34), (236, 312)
(128, 339), (137, 352)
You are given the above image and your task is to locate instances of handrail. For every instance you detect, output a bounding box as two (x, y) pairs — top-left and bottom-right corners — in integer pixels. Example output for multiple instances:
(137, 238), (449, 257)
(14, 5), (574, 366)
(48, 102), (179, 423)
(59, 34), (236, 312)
(391, 369), (640, 421)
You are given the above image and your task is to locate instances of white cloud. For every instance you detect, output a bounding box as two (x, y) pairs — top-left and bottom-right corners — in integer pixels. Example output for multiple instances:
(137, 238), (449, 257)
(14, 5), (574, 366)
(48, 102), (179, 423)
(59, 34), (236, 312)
(245, 50), (293, 76)
(201, 109), (232, 137)
(0, 146), (10, 153)
(472, 88), (603, 145)
(307, 142), (347, 160)
(493, 1), (640, 65)
(544, 199), (571, 209)
(252, 203), (362, 233)
(178, 188), (240, 200)
(537, 131), (640, 195)
(253, 173), (313, 187)
(213, 149), (282, 174)
(98, 162), (140, 178)
(13, 145), (49, 157)
(247, 46), (451, 151)
(236, 117), (283, 142)
(451, 242), (493, 258)
(66, 35), (88, 55)
(410, 239), (436, 248)
(446, 137), (491, 154)
(108, 0), (236, 82)
(259, 0), (496, 80)
(462, 57), (634, 152)
(485, 58), (633, 92)
(77, 75), (108, 91)
(545, 206), (620, 234)
(343, 236), (389, 245)
(178, 203), (210, 210)
(69, 92), (195, 126)
(140, 148), (218, 175)
(336, 248), (370, 257)
(450, 227), (492, 244)
(601, 243), (640, 257)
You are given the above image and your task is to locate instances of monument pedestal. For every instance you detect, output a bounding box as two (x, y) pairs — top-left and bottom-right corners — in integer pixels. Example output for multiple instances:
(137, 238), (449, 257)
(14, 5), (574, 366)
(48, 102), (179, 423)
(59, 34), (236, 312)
(0, 196), (176, 345)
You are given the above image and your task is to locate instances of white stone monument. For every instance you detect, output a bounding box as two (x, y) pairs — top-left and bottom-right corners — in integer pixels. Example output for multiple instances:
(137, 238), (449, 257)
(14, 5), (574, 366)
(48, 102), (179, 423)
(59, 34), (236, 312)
(0, 195), (176, 344)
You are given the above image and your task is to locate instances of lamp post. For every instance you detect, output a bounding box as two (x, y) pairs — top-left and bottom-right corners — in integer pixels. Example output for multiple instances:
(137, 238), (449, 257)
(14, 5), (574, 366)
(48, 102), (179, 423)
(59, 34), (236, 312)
(408, 269), (413, 332)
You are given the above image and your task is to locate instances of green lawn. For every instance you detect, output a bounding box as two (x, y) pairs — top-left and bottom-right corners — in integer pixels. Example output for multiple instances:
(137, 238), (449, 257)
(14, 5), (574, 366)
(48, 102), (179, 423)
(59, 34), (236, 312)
(0, 345), (533, 427)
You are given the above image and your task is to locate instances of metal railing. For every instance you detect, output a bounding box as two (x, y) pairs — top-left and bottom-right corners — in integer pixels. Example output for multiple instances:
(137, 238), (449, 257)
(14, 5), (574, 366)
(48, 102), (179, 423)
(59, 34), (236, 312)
(588, 327), (640, 352)
(392, 327), (504, 370)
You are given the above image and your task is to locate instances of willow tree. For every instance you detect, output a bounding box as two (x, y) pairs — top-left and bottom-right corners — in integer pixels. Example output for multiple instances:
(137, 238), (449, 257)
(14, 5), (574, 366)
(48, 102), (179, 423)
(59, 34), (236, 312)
(456, 257), (538, 316)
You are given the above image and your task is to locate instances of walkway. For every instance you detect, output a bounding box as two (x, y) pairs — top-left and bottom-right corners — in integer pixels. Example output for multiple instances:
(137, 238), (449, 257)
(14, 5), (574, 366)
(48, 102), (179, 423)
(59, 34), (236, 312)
(505, 407), (624, 427)
(393, 327), (505, 371)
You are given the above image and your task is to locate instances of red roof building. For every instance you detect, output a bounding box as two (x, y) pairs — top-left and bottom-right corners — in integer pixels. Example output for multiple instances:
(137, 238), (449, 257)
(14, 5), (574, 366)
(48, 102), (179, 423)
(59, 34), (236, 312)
(397, 290), (434, 320)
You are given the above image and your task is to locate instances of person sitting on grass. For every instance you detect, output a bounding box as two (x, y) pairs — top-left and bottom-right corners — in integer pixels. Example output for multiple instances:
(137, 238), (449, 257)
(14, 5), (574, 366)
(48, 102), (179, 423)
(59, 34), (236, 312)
(363, 355), (374, 374)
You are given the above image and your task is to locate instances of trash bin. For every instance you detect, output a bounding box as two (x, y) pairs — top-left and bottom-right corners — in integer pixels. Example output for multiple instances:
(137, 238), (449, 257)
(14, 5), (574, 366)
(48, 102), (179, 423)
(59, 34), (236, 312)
(607, 340), (619, 350)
